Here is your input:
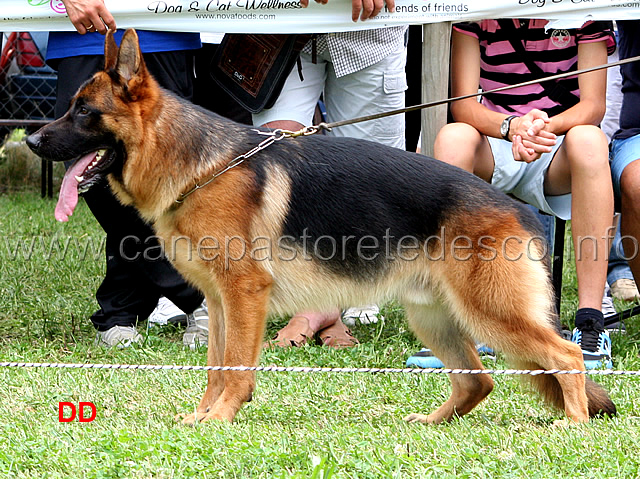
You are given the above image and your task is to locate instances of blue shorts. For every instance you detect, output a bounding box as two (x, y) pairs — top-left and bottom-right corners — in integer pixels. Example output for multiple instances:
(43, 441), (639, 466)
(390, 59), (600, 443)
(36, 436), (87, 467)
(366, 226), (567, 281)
(610, 134), (640, 198)
(488, 136), (572, 220)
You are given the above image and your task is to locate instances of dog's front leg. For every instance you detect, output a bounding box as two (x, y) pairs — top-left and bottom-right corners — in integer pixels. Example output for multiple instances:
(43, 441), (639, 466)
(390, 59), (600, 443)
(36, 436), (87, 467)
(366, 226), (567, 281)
(181, 294), (226, 425)
(200, 293), (226, 409)
(193, 271), (271, 423)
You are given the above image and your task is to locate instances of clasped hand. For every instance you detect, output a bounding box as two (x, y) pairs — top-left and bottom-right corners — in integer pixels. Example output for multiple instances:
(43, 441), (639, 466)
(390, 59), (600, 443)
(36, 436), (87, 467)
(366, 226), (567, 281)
(510, 109), (558, 163)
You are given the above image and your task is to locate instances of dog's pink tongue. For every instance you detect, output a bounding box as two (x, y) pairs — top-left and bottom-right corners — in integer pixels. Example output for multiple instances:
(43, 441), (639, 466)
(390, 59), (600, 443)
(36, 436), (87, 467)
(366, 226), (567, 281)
(55, 152), (97, 222)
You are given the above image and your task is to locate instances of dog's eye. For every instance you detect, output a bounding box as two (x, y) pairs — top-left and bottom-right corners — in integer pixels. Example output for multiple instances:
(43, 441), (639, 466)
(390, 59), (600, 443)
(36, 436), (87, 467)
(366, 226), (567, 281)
(78, 106), (90, 116)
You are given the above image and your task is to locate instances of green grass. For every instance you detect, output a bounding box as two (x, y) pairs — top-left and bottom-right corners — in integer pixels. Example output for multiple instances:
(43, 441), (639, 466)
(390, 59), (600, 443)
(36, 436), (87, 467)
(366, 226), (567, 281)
(2, 191), (640, 478)
(0, 130), (65, 194)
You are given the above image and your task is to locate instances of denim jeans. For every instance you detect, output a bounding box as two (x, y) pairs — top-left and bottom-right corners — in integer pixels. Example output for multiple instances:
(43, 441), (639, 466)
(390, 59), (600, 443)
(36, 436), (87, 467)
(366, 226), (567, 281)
(608, 224), (635, 286)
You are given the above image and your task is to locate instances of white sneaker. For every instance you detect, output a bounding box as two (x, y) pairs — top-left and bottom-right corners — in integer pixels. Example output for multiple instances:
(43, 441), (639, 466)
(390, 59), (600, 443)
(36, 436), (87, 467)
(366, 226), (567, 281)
(183, 302), (209, 350)
(95, 325), (143, 348)
(342, 304), (383, 327)
(602, 283), (617, 317)
(148, 296), (187, 326)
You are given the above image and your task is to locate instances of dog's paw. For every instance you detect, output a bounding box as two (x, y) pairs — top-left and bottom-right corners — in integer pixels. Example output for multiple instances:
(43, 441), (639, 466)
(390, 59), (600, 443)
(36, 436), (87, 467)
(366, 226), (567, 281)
(178, 410), (234, 425)
(200, 410), (234, 423)
(403, 413), (430, 424)
(179, 412), (201, 426)
(178, 411), (211, 426)
(551, 417), (586, 428)
(551, 419), (571, 428)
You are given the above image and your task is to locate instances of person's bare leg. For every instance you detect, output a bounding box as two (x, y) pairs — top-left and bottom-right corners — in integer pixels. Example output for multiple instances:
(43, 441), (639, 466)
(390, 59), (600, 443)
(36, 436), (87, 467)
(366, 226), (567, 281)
(262, 120), (305, 131)
(264, 309), (343, 348)
(434, 122), (495, 181)
(619, 160), (640, 283)
(296, 310), (341, 332)
(545, 125), (613, 310)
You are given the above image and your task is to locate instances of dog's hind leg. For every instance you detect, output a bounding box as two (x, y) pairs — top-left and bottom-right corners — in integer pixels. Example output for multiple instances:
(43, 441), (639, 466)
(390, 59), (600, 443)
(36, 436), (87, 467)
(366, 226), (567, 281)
(434, 241), (614, 423)
(502, 331), (616, 422)
(403, 302), (494, 424)
(498, 329), (590, 422)
(474, 268), (600, 422)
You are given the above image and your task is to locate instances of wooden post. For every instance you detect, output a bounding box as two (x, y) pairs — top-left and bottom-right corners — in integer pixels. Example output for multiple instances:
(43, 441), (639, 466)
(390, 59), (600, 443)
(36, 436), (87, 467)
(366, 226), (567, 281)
(420, 22), (452, 157)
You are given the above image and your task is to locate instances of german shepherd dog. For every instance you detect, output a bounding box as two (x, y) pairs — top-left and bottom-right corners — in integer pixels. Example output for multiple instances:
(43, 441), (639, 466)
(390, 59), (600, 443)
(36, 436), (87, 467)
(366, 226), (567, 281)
(27, 29), (615, 425)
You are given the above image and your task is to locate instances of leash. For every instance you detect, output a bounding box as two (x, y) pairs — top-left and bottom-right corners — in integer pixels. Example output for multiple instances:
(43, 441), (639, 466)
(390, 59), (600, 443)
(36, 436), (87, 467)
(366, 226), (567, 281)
(314, 54), (640, 133)
(175, 129), (290, 203)
(1, 361), (638, 376)
(175, 128), (315, 203)
(175, 54), (640, 203)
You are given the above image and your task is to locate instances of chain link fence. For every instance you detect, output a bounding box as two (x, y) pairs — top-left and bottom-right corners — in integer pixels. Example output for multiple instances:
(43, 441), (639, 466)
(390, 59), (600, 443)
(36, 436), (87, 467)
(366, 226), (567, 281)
(0, 32), (57, 195)
(0, 31), (56, 136)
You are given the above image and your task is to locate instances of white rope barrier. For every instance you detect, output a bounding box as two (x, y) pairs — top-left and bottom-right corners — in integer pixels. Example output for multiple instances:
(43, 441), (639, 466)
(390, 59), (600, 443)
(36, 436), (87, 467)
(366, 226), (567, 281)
(0, 362), (638, 376)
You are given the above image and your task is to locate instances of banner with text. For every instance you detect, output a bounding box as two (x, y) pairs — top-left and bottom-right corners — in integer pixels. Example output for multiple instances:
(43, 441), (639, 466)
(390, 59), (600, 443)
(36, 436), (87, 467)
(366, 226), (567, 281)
(2, 0), (640, 34)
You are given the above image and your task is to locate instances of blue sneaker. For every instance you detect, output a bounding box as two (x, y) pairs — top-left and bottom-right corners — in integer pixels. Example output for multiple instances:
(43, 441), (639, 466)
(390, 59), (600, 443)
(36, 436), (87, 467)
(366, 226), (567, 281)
(571, 326), (612, 370)
(406, 344), (496, 368)
(476, 343), (496, 360)
(406, 348), (444, 368)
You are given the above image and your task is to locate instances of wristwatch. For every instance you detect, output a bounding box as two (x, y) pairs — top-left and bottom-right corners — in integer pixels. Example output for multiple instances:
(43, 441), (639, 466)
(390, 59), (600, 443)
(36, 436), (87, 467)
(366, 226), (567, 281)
(500, 115), (517, 141)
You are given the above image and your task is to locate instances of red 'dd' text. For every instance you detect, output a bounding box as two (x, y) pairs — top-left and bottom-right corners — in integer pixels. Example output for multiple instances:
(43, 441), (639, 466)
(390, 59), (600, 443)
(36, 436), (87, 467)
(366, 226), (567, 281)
(58, 401), (97, 422)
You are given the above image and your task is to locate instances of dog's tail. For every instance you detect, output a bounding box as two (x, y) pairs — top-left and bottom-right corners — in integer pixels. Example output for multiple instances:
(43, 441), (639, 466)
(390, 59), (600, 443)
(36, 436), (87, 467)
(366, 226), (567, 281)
(515, 360), (617, 418)
(585, 377), (617, 417)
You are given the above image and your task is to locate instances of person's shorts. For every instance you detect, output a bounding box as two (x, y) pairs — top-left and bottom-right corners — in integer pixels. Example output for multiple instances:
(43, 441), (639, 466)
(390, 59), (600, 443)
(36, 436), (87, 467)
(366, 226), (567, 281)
(610, 134), (640, 198)
(488, 135), (571, 220)
(252, 44), (407, 149)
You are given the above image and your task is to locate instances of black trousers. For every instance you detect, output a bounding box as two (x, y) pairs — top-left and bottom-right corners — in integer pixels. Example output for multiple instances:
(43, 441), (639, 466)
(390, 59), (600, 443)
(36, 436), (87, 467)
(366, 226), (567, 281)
(405, 25), (423, 153)
(54, 51), (203, 331)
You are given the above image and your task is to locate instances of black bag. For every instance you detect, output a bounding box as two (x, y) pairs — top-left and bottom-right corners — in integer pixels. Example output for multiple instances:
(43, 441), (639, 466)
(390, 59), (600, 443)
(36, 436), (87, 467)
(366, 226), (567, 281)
(209, 34), (312, 113)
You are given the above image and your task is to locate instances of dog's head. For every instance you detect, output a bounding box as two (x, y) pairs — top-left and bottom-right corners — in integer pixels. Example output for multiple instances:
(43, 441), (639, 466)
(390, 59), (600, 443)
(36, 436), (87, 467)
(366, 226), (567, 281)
(26, 29), (156, 222)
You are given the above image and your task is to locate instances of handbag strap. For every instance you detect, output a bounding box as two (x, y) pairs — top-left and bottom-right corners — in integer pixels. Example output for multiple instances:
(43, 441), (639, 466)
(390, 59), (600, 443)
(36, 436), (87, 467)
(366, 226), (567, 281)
(497, 19), (579, 109)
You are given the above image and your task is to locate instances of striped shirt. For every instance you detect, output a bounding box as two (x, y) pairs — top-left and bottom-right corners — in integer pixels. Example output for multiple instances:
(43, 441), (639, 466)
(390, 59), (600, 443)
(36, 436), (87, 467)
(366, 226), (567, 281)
(301, 26), (408, 78)
(454, 20), (616, 117)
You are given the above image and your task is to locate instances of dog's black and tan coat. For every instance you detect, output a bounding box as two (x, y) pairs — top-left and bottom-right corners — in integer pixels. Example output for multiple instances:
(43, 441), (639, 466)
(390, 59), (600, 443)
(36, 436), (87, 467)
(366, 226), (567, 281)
(27, 29), (615, 425)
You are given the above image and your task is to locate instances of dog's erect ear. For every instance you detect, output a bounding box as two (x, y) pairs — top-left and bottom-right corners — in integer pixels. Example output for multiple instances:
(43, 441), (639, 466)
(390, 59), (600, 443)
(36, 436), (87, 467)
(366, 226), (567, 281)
(104, 29), (118, 71)
(115, 29), (146, 84)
